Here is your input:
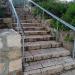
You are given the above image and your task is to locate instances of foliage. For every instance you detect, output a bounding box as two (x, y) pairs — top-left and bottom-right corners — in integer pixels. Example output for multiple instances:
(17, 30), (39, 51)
(33, 0), (75, 30)
(0, 8), (6, 18)
(64, 34), (74, 42)
(50, 19), (70, 31)
(0, 0), (7, 18)
(0, 0), (10, 28)
(33, 0), (68, 17)
(62, 3), (75, 26)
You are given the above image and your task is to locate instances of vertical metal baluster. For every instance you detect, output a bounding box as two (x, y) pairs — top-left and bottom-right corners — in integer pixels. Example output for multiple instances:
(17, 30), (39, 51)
(42, 10), (44, 24)
(24, 0), (26, 11)
(22, 35), (25, 72)
(36, 7), (38, 20)
(56, 21), (59, 41)
(73, 38), (75, 58)
(42, 10), (44, 20)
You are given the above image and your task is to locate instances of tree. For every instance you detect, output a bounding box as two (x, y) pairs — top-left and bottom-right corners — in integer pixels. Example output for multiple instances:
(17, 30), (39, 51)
(33, 0), (75, 27)
(62, 3), (75, 26)
(33, 0), (68, 17)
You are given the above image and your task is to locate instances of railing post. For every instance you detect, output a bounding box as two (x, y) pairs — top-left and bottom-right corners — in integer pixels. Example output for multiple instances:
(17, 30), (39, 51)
(73, 38), (75, 58)
(24, 0), (30, 9)
(56, 21), (59, 41)
(42, 10), (44, 20)
(36, 7), (38, 19)
(41, 10), (44, 24)
(24, 0), (26, 9)
(36, 7), (37, 16)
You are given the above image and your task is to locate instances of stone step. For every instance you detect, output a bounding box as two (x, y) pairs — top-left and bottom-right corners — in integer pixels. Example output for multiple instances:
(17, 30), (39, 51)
(24, 41), (61, 50)
(61, 70), (75, 75)
(24, 47), (70, 62)
(22, 23), (42, 27)
(20, 20), (33, 23)
(12, 23), (42, 27)
(23, 31), (49, 35)
(15, 26), (46, 31)
(24, 56), (75, 75)
(20, 19), (39, 23)
(25, 35), (55, 42)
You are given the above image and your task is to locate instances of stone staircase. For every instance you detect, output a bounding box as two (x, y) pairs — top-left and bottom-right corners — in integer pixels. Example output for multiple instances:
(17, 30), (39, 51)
(14, 11), (75, 75)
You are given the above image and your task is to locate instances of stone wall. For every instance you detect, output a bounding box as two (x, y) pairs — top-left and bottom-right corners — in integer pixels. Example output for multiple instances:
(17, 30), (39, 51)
(0, 29), (22, 75)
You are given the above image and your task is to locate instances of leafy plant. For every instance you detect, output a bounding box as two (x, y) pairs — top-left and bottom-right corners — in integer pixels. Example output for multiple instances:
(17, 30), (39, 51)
(0, 8), (5, 18)
(64, 34), (74, 42)
(0, 0), (10, 18)
(62, 3), (75, 26)
(33, 0), (75, 29)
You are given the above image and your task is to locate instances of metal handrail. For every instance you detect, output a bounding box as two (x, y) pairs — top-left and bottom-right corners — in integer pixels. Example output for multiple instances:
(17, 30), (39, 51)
(29, 0), (75, 31)
(7, 0), (25, 74)
(8, 0), (22, 31)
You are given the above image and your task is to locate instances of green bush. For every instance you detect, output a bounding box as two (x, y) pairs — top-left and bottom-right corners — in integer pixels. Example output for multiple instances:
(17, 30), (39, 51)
(64, 34), (74, 42)
(0, 8), (5, 18)
(62, 3), (75, 26)
(0, 0), (6, 18)
(33, 0), (75, 29)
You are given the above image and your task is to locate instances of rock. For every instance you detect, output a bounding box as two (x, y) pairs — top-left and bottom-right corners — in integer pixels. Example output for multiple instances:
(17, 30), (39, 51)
(0, 63), (4, 74)
(0, 29), (21, 60)
(0, 29), (22, 75)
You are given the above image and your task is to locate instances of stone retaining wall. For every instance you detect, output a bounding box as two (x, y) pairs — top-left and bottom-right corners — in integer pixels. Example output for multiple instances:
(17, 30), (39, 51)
(0, 29), (22, 75)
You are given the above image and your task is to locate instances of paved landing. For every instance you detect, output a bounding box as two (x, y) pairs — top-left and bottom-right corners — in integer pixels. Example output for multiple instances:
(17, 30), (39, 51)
(61, 70), (75, 75)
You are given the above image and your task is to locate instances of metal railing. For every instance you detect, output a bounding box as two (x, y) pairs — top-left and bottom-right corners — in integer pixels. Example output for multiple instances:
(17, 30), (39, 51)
(8, 0), (21, 31)
(2, 0), (75, 74)
(27, 0), (75, 58)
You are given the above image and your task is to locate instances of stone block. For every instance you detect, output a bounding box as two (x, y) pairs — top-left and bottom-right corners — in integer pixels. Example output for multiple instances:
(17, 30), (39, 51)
(31, 50), (42, 61)
(47, 65), (63, 75)
(25, 62), (42, 72)
(24, 51), (33, 62)
(41, 67), (48, 75)
(9, 59), (22, 72)
(0, 63), (4, 74)
(61, 71), (72, 75)
(6, 32), (21, 48)
(0, 29), (21, 60)
(8, 48), (21, 60)
(24, 69), (41, 75)
(0, 29), (21, 49)
(29, 62), (42, 70)
(63, 62), (75, 71)
(0, 29), (22, 75)
(3, 18), (12, 24)
(9, 70), (23, 75)
(3, 18), (12, 28)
